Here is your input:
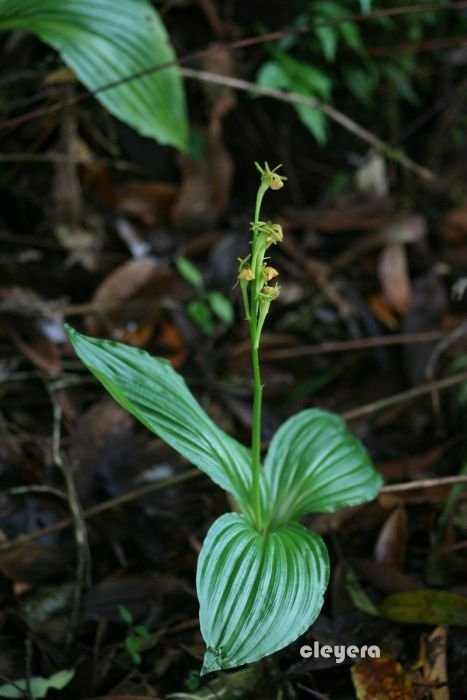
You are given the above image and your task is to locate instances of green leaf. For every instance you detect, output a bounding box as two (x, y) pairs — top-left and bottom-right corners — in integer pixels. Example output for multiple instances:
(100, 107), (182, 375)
(316, 26), (338, 62)
(206, 291), (234, 324)
(0, 0), (188, 150)
(382, 63), (418, 105)
(134, 623), (150, 638)
(274, 52), (332, 100)
(187, 299), (215, 335)
(295, 103), (328, 145)
(176, 256), (204, 290)
(125, 635), (142, 665)
(345, 569), (380, 617)
(197, 513), (329, 674)
(0, 669), (75, 699)
(118, 603), (134, 625)
(264, 409), (382, 526)
(256, 61), (290, 92)
(379, 590), (467, 626)
(338, 19), (364, 53)
(342, 65), (376, 105)
(66, 326), (266, 523)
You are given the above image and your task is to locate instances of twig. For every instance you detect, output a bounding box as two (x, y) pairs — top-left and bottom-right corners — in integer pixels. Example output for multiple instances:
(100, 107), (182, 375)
(0, 152), (151, 174)
(381, 475), (467, 493)
(6, 484), (68, 500)
(425, 319), (467, 421)
(51, 399), (90, 641)
(342, 371), (467, 422)
(179, 67), (434, 181)
(260, 330), (445, 360)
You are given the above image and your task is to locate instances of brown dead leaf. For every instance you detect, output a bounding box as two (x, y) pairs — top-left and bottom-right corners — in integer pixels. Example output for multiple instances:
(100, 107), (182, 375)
(84, 257), (162, 338)
(420, 626), (449, 700)
(351, 656), (415, 699)
(106, 180), (177, 226)
(369, 293), (399, 329)
(352, 559), (418, 594)
(69, 399), (135, 503)
(0, 540), (72, 583)
(316, 201), (396, 232)
(0, 288), (63, 373)
(374, 506), (408, 569)
(378, 241), (412, 316)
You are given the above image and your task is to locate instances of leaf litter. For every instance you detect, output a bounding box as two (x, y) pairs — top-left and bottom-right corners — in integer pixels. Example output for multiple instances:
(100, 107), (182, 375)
(1, 3), (467, 698)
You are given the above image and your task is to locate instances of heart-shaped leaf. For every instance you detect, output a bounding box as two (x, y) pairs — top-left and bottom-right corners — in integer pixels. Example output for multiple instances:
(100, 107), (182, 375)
(265, 409), (382, 526)
(0, 0), (188, 150)
(197, 512), (329, 674)
(66, 327), (267, 522)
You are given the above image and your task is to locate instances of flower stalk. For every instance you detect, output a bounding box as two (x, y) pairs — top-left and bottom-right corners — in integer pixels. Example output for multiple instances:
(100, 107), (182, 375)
(237, 163), (286, 531)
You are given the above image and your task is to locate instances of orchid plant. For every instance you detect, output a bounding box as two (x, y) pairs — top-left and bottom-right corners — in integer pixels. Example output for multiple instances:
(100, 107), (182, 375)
(66, 163), (382, 675)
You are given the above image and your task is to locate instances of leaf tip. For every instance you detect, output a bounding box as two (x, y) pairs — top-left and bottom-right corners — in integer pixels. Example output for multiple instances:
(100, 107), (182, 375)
(64, 322), (76, 342)
(200, 648), (225, 676)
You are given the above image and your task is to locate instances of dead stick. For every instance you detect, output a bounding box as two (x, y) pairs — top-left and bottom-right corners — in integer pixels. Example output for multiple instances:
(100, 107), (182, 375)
(179, 68), (434, 181)
(260, 330), (444, 360)
(342, 371), (467, 422)
(380, 475), (467, 493)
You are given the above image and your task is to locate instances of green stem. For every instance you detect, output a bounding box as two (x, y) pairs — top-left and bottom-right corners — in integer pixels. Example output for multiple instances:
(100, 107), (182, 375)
(249, 182), (268, 531)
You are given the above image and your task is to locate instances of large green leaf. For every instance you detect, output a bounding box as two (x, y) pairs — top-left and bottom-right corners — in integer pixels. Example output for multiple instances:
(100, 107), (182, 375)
(265, 409), (382, 526)
(0, 0), (188, 150)
(197, 513), (329, 674)
(66, 326), (266, 522)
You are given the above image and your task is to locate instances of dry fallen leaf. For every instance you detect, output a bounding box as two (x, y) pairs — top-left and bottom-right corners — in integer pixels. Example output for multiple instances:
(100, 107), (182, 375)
(378, 241), (412, 316)
(352, 656), (415, 700)
(422, 626), (449, 700)
(379, 590), (467, 625)
(374, 506), (408, 570)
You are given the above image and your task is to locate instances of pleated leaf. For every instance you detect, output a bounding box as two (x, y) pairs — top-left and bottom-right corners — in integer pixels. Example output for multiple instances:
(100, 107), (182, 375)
(265, 409), (383, 526)
(66, 326), (266, 522)
(197, 512), (329, 674)
(0, 0), (188, 150)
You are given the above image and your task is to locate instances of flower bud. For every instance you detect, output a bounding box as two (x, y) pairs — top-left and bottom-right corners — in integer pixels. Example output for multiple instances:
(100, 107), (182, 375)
(266, 224), (283, 245)
(238, 267), (255, 281)
(264, 266), (279, 281)
(269, 173), (284, 190)
(255, 161), (287, 191)
(260, 284), (280, 301)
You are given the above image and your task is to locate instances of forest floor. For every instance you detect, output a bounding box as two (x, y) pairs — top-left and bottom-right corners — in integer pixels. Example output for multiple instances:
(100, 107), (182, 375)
(1, 3), (467, 699)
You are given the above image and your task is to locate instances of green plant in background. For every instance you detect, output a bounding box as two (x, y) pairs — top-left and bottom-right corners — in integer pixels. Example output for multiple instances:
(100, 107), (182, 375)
(256, 0), (458, 145)
(66, 164), (382, 674)
(0, 670), (75, 699)
(175, 256), (234, 335)
(118, 604), (150, 666)
(0, 0), (188, 150)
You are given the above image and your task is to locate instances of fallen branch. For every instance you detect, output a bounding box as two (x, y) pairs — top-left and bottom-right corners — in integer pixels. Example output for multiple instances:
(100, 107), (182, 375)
(180, 67), (434, 181)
